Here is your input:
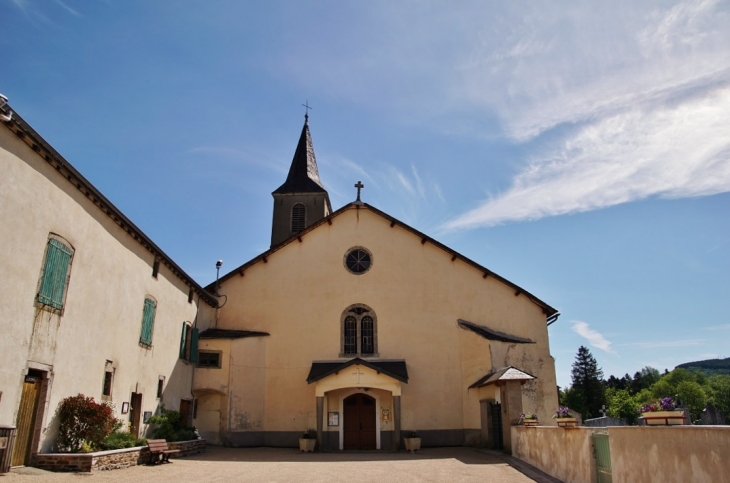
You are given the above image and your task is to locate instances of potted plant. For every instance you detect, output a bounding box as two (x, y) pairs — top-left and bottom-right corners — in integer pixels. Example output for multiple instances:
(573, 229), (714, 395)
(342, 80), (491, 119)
(519, 412), (539, 427)
(299, 428), (317, 452)
(553, 407), (578, 427)
(638, 397), (685, 426)
(403, 430), (421, 453)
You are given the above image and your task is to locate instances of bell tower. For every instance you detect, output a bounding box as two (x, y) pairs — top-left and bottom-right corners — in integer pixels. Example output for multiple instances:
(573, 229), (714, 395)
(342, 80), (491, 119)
(271, 114), (331, 247)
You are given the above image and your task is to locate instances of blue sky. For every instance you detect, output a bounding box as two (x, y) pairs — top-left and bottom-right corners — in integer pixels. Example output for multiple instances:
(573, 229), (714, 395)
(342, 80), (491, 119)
(2, 0), (729, 388)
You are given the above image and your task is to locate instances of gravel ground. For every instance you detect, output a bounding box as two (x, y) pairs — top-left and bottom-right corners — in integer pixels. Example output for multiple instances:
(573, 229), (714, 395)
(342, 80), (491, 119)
(2, 446), (558, 483)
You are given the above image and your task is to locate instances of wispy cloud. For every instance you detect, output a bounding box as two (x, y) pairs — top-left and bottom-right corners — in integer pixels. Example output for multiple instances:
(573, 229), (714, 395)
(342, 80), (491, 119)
(52, 0), (80, 17)
(623, 339), (705, 349)
(706, 324), (730, 331)
(444, 86), (730, 229)
(572, 321), (616, 354)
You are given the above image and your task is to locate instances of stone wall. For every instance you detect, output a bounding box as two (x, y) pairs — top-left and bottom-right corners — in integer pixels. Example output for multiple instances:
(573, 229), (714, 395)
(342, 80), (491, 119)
(512, 425), (730, 483)
(32, 439), (205, 472)
(168, 439), (206, 457)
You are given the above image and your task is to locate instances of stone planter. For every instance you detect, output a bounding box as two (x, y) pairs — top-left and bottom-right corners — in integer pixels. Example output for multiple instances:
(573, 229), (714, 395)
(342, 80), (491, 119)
(404, 437), (421, 453)
(640, 411), (686, 426)
(555, 417), (578, 428)
(299, 438), (316, 452)
(523, 420), (539, 427)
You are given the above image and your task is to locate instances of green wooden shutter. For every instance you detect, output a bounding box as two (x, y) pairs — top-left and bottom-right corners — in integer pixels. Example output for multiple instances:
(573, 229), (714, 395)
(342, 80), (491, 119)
(179, 322), (188, 358)
(140, 298), (156, 345)
(190, 328), (199, 363)
(38, 239), (72, 310)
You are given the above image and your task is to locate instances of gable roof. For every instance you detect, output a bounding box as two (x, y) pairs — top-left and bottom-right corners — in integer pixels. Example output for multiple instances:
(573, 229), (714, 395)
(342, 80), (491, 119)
(457, 319), (534, 344)
(212, 203), (558, 318)
(469, 366), (536, 388)
(3, 107), (218, 307)
(306, 358), (409, 384)
(272, 117), (328, 195)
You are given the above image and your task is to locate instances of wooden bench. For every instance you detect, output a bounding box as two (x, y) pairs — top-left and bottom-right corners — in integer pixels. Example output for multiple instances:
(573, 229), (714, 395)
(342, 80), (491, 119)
(146, 439), (180, 464)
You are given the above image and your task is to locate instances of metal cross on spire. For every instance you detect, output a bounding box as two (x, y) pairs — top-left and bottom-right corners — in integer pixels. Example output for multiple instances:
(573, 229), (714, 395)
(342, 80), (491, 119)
(354, 181), (364, 203)
(302, 100), (312, 121)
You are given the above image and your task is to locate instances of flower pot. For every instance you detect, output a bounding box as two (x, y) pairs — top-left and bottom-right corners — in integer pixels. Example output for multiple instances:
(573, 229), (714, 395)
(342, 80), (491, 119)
(404, 437), (421, 453)
(555, 417), (578, 428)
(299, 438), (316, 452)
(523, 420), (539, 427)
(640, 410), (685, 426)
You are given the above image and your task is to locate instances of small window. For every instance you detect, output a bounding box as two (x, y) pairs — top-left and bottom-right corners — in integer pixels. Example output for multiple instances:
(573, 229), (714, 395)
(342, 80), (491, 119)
(157, 376), (164, 398)
(197, 351), (221, 368)
(179, 322), (199, 362)
(102, 361), (114, 401)
(344, 247), (372, 275)
(188, 288), (194, 304)
(152, 259), (160, 279)
(139, 298), (157, 347)
(340, 304), (378, 357)
(36, 235), (74, 312)
(291, 203), (306, 233)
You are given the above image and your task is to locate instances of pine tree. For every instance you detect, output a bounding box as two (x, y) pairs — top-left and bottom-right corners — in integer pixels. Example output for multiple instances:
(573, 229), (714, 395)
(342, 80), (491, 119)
(570, 346), (606, 419)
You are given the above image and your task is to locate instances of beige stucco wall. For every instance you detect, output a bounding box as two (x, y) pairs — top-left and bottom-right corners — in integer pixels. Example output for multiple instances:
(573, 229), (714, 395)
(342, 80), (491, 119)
(513, 425), (730, 483)
(512, 426), (599, 483)
(609, 426), (730, 483)
(0, 125), (213, 451)
(210, 206), (558, 441)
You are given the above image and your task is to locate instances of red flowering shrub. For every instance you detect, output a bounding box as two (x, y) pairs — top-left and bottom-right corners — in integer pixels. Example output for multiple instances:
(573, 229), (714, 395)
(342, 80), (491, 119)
(56, 394), (117, 452)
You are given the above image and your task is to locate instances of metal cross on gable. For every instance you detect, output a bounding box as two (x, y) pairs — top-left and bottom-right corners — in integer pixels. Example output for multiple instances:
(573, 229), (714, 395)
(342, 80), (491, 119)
(354, 181), (364, 202)
(600, 405), (608, 417)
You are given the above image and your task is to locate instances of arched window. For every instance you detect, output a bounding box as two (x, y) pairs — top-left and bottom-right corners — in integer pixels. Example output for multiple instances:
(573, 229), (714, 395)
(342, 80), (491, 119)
(291, 203), (306, 233)
(340, 304), (378, 357)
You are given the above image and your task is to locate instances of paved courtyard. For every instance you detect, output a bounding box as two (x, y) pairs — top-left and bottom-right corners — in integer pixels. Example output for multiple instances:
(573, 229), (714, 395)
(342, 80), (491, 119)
(3, 446), (560, 483)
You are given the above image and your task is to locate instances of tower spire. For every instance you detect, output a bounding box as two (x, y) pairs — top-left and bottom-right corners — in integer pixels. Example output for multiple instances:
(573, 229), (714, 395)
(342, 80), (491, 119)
(270, 113), (332, 247)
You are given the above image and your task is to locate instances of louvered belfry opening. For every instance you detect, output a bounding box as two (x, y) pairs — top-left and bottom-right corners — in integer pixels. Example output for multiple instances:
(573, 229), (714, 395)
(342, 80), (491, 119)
(291, 203), (306, 234)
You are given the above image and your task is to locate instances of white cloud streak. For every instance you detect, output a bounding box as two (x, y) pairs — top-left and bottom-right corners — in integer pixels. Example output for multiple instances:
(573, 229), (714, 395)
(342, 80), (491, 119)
(445, 87), (730, 229)
(572, 321), (616, 354)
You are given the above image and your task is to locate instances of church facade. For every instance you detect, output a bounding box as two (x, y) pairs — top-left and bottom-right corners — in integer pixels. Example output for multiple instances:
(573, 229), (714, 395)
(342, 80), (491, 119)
(0, 97), (559, 458)
(192, 116), (560, 451)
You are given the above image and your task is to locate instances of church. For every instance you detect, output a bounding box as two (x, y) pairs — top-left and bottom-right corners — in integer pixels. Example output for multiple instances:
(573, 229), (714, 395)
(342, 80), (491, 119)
(0, 97), (558, 462)
(191, 114), (560, 451)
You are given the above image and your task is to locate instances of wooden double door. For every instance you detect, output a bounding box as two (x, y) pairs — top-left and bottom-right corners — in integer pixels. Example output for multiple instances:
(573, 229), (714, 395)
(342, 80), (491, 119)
(343, 393), (376, 450)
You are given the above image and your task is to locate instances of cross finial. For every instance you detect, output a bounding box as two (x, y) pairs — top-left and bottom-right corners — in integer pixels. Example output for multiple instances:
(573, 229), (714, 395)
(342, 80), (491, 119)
(354, 181), (364, 202)
(302, 100), (312, 122)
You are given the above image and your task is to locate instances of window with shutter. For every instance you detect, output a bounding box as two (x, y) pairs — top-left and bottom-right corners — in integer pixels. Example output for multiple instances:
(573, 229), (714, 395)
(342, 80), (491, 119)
(190, 328), (199, 363)
(139, 298), (156, 346)
(37, 236), (74, 311)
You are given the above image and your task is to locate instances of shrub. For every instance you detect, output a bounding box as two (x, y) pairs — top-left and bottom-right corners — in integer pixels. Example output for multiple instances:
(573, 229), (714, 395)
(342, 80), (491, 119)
(101, 430), (140, 450)
(56, 394), (117, 452)
(148, 406), (196, 442)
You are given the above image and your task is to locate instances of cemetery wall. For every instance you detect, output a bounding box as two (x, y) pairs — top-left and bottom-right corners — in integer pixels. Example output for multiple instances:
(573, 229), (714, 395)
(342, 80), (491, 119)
(609, 426), (730, 483)
(512, 426), (599, 483)
(512, 425), (730, 483)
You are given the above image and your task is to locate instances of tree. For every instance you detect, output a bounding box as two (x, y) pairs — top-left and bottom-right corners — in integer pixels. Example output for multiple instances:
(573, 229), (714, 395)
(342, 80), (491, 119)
(677, 381), (707, 421)
(606, 389), (640, 424)
(570, 346), (606, 420)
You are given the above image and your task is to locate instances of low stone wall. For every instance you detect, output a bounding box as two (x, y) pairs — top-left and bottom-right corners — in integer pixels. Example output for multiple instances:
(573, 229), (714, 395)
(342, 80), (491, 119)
(512, 425), (730, 483)
(32, 439), (205, 472)
(512, 426), (600, 483)
(168, 439), (206, 457)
